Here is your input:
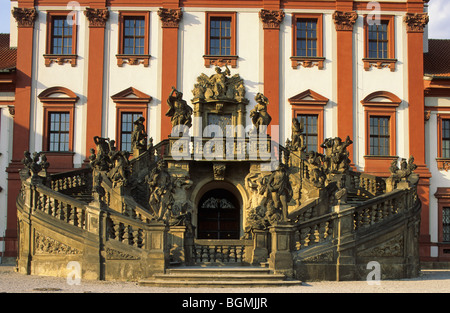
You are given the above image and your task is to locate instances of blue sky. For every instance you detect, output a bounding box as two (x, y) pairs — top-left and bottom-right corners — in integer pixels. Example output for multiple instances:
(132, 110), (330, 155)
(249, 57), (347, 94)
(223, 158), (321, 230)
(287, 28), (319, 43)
(0, 0), (449, 37)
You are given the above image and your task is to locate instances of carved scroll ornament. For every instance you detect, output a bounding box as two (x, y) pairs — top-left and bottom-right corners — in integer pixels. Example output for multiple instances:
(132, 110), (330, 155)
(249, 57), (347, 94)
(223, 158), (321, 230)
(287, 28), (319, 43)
(12, 7), (37, 28)
(84, 7), (109, 28)
(259, 9), (285, 29)
(332, 11), (358, 31)
(158, 8), (183, 28)
(404, 13), (429, 33)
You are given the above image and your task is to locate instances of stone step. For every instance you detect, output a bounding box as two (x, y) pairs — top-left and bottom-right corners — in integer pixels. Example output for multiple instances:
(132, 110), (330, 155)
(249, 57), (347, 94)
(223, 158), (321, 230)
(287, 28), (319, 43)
(139, 279), (302, 288)
(138, 266), (302, 288)
(167, 266), (272, 276)
(153, 273), (287, 281)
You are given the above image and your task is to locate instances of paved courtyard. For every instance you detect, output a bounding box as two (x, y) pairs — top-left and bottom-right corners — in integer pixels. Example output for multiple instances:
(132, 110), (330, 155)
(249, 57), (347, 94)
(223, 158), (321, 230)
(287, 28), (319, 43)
(1, 265), (450, 293)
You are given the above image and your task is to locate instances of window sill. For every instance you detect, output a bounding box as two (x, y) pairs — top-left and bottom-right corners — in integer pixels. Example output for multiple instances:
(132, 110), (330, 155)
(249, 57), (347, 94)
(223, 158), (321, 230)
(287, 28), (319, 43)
(44, 54), (78, 67)
(362, 58), (397, 72)
(436, 158), (450, 171)
(290, 56), (325, 70)
(116, 54), (151, 67)
(203, 55), (238, 68)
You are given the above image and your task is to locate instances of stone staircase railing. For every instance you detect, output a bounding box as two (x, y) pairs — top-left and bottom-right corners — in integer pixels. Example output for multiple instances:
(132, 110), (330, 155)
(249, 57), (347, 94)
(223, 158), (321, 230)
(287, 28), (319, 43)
(190, 239), (253, 264)
(49, 167), (92, 194)
(293, 187), (420, 253)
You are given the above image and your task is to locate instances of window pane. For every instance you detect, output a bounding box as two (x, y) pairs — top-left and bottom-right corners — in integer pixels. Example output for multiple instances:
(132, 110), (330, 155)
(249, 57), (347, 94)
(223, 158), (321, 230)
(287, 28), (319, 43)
(369, 116), (390, 156)
(121, 112), (143, 152)
(296, 18), (317, 57)
(123, 17), (146, 55)
(209, 17), (232, 56)
(368, 21), (389, 59)
(297, 114), (318, 153)
(48, 112), (70, 152)
(443, 207), (450, 242)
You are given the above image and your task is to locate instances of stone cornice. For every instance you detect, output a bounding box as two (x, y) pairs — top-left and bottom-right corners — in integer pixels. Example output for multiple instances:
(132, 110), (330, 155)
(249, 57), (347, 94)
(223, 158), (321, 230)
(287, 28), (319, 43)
(12, 7), (37, 28)
(158, 8), (182, 28)
(404, 13), (429, 33)
(332, 10), (358, 31)
(259, 9), (285, 29)
(84, 7), (109, 28)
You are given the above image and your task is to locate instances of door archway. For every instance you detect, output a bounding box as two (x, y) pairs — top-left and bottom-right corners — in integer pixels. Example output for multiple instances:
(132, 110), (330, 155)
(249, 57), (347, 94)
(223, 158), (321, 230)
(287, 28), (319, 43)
(197, 188), (241, 239)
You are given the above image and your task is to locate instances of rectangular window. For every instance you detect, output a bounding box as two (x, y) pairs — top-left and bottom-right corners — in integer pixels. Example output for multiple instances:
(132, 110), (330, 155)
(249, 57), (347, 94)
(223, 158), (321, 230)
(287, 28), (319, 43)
(296, 19), (317, 57)
(51, 17), (73, 55)
(45, 12), (78, 67)
(443, 119), (450, 158)
(210, 17), (231, 56)
(48, 112), (70, 152)
(117, 11), (150, 67)
(369, 116), (390, 156)
(297, 114), (318, 153)
(121, 112), (143, 152)
(443, 207), (450, 242)
(123, 16), (146, 55)
(204, 12), (237, 68)
(368, 21), (389, 59)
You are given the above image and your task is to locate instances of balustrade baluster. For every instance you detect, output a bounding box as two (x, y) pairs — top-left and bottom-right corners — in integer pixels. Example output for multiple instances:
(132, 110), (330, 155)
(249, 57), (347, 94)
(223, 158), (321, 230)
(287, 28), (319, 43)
(313, 224), (320, 243)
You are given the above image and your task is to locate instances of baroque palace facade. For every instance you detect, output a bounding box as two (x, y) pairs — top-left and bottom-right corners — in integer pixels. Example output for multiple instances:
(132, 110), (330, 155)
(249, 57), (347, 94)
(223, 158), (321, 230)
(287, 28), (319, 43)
(0, 0), (449, 274)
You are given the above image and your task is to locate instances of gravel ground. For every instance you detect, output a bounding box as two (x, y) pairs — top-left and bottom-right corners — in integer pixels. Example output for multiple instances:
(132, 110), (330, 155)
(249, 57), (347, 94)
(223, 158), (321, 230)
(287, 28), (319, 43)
(1, 265), (450, 293)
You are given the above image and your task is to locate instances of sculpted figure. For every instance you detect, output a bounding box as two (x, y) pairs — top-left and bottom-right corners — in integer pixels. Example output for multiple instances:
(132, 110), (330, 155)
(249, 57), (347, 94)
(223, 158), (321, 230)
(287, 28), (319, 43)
(108, 151), (131, 187)
(268, 164), (292, 222)
(291, 118), (306, 152)
(250, 93), (272, 134)
(131, 116), (147, 151)
(166, 87), (193, 129)
(209, 65), (231, 99)
(147, 160), (174, 220)
(305, 151), (326, 188)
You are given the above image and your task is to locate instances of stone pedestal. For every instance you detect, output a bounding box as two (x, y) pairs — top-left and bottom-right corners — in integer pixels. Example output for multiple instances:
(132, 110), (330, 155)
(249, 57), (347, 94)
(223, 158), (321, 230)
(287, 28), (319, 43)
(146, 222), (169, 275)
(168, 226), (187, 265)
(251, 229), (269, 265)
(333, 204), (356, 281)
(269, 223), (295, 278)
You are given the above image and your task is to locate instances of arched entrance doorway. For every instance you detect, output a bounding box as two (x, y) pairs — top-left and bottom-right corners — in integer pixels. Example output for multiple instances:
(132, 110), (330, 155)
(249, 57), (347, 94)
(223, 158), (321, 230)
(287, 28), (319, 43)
(197, 189), (241, 239)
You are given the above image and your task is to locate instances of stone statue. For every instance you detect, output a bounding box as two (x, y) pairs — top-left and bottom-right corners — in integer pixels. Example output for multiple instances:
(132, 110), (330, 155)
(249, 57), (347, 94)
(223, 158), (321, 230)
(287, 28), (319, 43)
(291, 118), (306, 152)
(250, 92), (272, 134)
(192, 66), (247, 103)
(305, 151), (326, 188)
(166, 87), (193, 131)
(20, 151), (50, 183)
(147, 160), (174, 220)
(169, 176), (194, 227)
(387, 156), (419, 191)
(268, 164), (292, 222)
(131, 116), (147, 153)
(108, 150), (131, 188)
(209, 65), (231, 99)
(320, 136), (353, 175)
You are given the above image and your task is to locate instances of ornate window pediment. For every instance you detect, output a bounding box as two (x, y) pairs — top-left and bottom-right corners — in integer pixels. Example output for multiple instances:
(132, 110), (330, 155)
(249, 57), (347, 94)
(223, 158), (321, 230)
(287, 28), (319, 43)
(111, 87), (152, 152)
(38, 86), (79, 104)
(360, 91), (402, 107)
(111, 87), (152, 104)
(288, 89), (329, 106)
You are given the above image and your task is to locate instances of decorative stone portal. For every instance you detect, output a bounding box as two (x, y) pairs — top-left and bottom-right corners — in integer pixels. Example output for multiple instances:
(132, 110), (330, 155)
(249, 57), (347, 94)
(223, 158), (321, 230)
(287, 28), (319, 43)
(197, 188), (241, 239)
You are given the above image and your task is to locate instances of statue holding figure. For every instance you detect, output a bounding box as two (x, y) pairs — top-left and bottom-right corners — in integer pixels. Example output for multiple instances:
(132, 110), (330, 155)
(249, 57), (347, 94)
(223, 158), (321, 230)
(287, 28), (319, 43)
(250, 92), (272, 134)
(268, 164), (292, 222)
(131, 116), (147, 153)
(291, 118), (306, 152)
(209, 65), (231, 99)
(166, 87), (193, 131)
(147, 160), (175, 220)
